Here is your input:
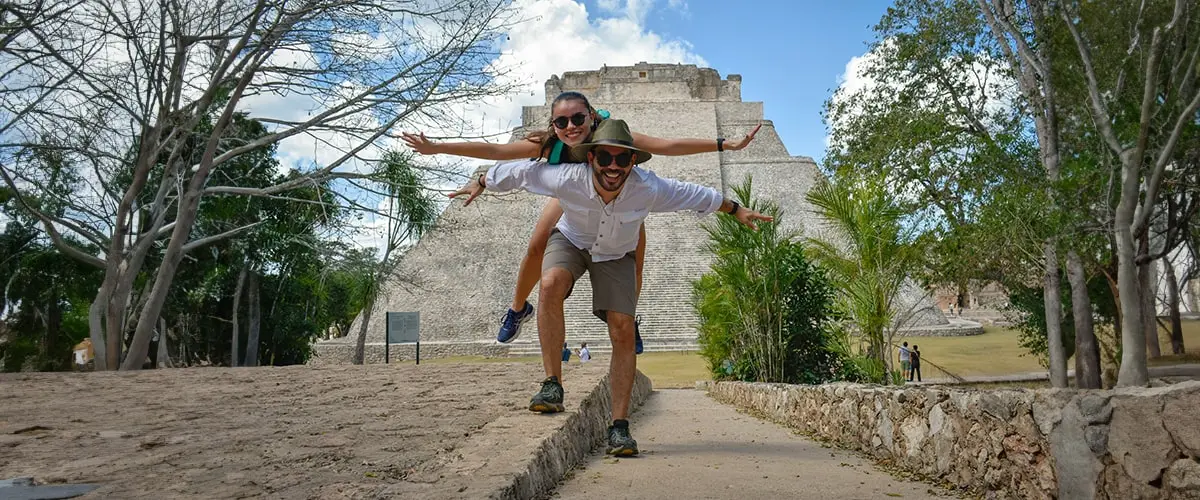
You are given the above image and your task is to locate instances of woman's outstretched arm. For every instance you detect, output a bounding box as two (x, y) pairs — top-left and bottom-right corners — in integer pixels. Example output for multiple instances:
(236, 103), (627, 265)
(402, 132), (542, 160)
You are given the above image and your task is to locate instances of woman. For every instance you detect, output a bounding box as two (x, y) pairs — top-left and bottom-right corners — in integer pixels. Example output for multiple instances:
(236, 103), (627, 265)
(402, 91), (760, 350)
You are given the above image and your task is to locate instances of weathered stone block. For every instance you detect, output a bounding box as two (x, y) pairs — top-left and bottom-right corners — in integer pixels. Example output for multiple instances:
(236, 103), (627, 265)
(1109, 397), (1177, 484)
(1166, 458), (1200, 499)
(1163, 390), (1200, 457)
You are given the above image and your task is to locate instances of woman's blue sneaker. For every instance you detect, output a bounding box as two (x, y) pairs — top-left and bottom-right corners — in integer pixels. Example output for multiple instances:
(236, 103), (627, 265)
(498, 302), (534, 343)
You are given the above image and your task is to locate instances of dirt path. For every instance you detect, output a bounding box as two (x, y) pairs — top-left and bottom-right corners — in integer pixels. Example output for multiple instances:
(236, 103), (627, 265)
(0, 362), (608, 499)
(552, 389), (955, 500)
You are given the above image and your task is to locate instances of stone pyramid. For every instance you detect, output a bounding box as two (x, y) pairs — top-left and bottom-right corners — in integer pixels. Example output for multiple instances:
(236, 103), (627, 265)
(311, 63), (951, 363)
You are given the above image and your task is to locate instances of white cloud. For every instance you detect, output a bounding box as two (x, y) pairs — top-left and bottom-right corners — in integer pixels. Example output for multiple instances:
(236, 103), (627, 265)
(230, 0), (706, 253)
(402, 0), (705, 148)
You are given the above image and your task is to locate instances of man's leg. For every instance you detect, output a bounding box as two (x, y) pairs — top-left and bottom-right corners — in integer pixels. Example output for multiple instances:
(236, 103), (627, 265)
(537, 267), (573, 381)
(606, 312), (637, 420)
(529, 231), (586, 413)
(588, 252), (639, 456)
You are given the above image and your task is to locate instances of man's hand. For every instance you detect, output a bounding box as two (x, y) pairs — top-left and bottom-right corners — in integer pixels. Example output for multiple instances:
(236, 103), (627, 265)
(733, 205), (774, 231)
(447, 175), (485, 206)
(401, 132), (440, 155)
(723, 123), (762, 151)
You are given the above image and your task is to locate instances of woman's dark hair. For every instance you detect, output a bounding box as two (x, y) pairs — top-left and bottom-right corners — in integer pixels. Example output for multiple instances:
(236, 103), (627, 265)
(525, 91), (600, 160)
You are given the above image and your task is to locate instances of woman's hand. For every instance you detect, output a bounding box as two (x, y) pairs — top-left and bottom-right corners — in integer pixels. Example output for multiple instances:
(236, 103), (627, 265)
(401, 132), (440, 155)
(723, 123), (762, 151)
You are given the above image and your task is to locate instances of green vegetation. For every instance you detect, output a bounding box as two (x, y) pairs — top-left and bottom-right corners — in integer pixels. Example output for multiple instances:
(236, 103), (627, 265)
(692, 180), (849, 384)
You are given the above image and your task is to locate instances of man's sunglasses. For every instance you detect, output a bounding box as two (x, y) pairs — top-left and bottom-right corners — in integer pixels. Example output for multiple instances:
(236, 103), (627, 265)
(552, 112), (588, 129)
(594, 150), (634, 168)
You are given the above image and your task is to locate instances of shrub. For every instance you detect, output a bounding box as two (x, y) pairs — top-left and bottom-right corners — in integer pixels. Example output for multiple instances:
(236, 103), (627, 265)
(692, 179), (845, 384)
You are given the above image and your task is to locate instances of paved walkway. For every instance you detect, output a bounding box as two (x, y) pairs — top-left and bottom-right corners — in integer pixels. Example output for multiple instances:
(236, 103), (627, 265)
(552, 390), (954, 500)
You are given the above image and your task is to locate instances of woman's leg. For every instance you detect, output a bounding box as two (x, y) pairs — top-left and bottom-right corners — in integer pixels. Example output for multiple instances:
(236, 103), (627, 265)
(635, 224), (646, 298)
(510, 199), (564, 312)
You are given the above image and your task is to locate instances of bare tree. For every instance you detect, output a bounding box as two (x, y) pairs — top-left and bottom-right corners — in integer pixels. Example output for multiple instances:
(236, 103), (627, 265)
(1059, 0), (1200, 386)
(0, 0), (517, 370)
(982, 0), (1200, 387)
(977, 0), (1068, 387)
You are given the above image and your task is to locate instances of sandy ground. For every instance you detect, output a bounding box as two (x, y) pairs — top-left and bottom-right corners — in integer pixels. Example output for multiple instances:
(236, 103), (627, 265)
(0, 362), (600, 499)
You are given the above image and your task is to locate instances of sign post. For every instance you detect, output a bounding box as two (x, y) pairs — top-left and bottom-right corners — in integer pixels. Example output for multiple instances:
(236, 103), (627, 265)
(385, 312), (420, 364)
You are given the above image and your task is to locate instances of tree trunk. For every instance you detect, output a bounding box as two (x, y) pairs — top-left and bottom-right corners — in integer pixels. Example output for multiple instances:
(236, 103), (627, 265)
(1139, 256), (1160, 358)
(1044, 243), (1068, 388)
(353, 295), (375, 365)
(1115, 181), (1148, 386)
(156, 317), (172, 368)
(244, 270), (261, 367)
(1163, 256), (1185, 355)
(45, 289), (63, 370)
(230, 265), (247, 368)
(1066, 250), (1101, 389)
(87, 296), (109, 371)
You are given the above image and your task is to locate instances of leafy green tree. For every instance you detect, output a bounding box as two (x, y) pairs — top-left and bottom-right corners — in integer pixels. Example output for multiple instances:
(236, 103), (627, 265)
(805, 178), (923, 383)
(693, 180), (846, 384)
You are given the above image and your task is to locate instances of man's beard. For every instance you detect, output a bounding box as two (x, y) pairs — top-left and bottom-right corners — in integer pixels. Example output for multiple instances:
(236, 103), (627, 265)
(593, 166), (630, 193)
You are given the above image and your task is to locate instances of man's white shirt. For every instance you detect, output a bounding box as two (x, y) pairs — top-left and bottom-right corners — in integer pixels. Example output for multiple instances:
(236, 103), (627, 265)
(485, 159), (724, 262)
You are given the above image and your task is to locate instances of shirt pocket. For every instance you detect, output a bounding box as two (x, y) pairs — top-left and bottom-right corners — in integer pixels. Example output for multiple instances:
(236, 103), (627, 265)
(616, 212), (645, 245)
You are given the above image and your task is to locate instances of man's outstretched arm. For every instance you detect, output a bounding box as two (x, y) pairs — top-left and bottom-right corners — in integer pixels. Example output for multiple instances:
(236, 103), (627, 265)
(447, 159), (566, 205)
(650, 176), (775, 230)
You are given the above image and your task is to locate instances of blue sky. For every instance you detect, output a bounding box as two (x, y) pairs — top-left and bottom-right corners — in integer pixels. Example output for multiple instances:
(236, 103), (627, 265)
(576, 0), (892, 162)
(630, 1), (890, 161)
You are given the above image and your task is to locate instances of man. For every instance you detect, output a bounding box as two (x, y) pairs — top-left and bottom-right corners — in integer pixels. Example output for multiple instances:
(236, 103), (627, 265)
(579, 342), (591, 363)
(449, 119), (772, 456)
(898, 341), (911, 381)
(561, 342), (571, 363)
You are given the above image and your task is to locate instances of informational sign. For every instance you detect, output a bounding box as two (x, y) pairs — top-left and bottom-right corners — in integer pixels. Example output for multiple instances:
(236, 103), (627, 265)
(386, 312), (420, 343)
(385, 312), (420, 364)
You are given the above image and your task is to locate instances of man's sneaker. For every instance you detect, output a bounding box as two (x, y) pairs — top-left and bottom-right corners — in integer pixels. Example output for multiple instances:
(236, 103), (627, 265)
(497, 301), (534, 343)
(606, 422), (639, 456)
(529, 376), (565, 413)
(634, 315), (644, 355)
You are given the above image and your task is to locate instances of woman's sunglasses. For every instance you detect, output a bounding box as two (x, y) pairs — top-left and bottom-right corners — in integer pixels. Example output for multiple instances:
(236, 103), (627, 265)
(594, 150), (634, 168)
(552, 112), (588, 129)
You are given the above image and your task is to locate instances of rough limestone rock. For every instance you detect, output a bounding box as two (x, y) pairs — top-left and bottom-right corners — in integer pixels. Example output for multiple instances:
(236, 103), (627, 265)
(1163, 390), (1200, 457)
(1166, 459), (1200, 499)
(1108, 397), (1178, 484)
(707, 380), (1200, 500)
(1049, 401), (1103, 500)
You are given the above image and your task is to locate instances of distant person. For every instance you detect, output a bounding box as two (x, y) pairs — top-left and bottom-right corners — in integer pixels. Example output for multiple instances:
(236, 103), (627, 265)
(910, 345), (922, 382)
(898, 342), (911, 381)
(562, 342), (571, 363)
(579, 343), (591, 363)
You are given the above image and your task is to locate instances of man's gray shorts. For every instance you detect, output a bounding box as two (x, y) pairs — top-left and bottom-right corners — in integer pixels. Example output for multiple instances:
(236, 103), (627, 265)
(542, 230), (637, 321)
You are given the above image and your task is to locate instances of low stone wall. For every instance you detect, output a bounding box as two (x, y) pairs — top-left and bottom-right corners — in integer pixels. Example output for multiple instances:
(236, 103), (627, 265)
(308, 341), (510, 365)
(896, 321), (986, 337)
(707, 380), (1200, 499)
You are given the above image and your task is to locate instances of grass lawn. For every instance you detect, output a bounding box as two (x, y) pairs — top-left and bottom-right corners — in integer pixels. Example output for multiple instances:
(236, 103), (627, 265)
(420, 320), (1200, 388)
(897, 320), (1200, 380)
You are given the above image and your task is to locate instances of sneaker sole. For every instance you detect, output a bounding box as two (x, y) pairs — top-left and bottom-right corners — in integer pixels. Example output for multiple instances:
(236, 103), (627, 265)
(606, 446), (638, 456)
(529, 401), (565, 413)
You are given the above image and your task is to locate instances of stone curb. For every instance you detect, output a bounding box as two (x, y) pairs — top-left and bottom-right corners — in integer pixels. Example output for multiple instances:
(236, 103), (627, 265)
(488, 370), (653, 500)
(432, 368), (653, 500)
